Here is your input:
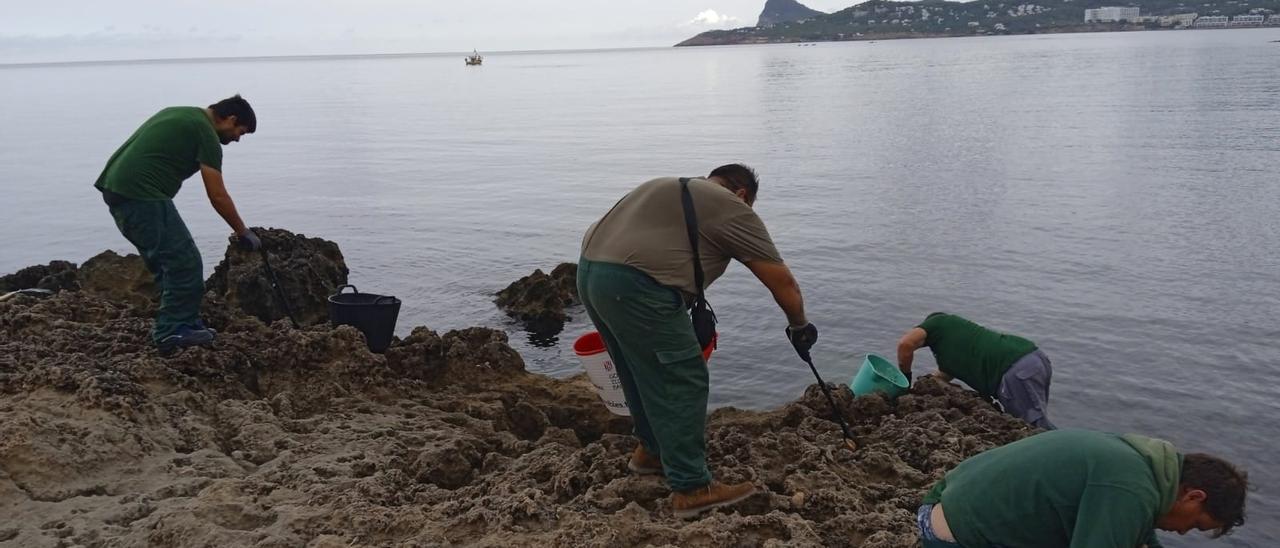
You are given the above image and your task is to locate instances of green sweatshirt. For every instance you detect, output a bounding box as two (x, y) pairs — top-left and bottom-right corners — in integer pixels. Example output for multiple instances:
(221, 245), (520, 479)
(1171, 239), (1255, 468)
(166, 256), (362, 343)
(923, 430), (1181, 548)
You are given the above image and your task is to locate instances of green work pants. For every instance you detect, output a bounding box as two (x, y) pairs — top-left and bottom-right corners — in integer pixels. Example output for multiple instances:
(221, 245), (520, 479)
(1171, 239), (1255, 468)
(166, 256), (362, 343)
(107, 198), (204, 343)
(577, 258), (712, 492)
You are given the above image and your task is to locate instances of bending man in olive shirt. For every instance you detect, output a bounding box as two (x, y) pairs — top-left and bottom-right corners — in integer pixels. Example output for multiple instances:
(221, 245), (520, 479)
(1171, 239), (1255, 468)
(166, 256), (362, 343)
(94, 95), (260, 356)
(918, 429), (1247, 548)
(578, 164), (817, 519)
(897, 312), (1055, 428)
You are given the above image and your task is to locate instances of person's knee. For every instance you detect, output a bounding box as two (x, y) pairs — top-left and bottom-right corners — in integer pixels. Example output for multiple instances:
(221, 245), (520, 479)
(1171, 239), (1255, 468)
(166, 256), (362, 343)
(161, 241), (202, 276)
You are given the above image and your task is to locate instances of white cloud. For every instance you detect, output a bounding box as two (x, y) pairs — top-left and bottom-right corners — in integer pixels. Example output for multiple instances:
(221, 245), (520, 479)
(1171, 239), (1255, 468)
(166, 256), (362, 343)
(684, 9), (740, 27)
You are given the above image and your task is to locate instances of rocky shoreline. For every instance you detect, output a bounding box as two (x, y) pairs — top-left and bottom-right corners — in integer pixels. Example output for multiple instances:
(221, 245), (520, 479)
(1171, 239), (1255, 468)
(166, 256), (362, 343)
(0, 232), (1035, 547)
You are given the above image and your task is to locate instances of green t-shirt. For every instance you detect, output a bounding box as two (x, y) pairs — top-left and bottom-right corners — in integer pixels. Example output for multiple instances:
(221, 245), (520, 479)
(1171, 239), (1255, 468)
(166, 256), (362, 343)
(94, 106), (223, 200)
(923, 430), (1174, 548)
(918, 313), (1037, 397)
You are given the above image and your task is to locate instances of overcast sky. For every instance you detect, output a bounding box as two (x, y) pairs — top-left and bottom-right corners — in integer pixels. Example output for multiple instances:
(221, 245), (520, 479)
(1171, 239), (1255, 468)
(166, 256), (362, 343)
(1, 0), (855, 64)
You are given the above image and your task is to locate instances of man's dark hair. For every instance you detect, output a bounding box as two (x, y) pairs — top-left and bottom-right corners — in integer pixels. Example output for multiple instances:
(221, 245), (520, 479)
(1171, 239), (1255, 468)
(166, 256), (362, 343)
(208, 95), (256, 132)
(1181, 453), (1247, 537)
(709, 163), (759, 204)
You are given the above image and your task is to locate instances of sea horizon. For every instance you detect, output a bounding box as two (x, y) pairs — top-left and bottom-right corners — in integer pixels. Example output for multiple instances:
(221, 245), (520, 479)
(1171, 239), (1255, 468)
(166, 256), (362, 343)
(5, 25), (1274, 70)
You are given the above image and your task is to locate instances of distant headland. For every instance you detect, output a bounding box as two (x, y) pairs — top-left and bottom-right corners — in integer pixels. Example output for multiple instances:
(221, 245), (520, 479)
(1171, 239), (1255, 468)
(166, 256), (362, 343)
(676, 0), (1280, 46)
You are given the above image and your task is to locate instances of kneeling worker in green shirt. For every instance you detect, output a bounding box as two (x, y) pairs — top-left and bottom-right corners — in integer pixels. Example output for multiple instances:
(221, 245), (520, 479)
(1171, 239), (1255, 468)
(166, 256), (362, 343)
(918, 429), (1247, 547)
(897, 312), (1055, 428)
(94, 95), (260, 356)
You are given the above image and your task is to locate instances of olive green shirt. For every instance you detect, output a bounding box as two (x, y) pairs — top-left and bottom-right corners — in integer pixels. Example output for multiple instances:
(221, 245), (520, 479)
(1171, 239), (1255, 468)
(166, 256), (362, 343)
(581, 177), (783, 297)
(95, 106), (223, 200)
(918, 313), (1037, 397)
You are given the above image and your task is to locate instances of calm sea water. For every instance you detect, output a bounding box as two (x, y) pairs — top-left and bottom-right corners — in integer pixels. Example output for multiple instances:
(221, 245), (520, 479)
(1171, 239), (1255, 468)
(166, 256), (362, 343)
(2, 29), (1278, 546)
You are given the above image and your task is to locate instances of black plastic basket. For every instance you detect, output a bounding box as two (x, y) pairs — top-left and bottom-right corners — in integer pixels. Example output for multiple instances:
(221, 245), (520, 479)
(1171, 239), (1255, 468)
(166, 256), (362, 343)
(328, 284), (401, 353)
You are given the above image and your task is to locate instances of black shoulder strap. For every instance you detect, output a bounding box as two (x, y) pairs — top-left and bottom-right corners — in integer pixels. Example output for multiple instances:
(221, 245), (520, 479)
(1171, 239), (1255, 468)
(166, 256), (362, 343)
(678, 178), (706, 299)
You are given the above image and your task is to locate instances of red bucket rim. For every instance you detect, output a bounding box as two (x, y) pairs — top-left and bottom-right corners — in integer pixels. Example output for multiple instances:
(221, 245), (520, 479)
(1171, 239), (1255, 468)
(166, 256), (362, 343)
(575, 330), (717, 361)
(573, 332), (606, 356)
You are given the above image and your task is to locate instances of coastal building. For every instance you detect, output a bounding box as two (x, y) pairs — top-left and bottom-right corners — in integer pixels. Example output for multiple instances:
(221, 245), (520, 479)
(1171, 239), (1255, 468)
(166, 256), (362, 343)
(1269, 14), (1280, 25)
(1229, 14), (1265, 26)
(1195, 15), (1229, 27)
(1159, 13), (1200, 27)
(1084, 6), (1140, 22)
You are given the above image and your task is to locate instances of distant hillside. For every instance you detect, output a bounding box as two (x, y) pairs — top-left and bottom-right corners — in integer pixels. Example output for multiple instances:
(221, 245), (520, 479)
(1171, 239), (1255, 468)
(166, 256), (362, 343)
(759, 0), (827, 26)
(678, 0), (1280, 46)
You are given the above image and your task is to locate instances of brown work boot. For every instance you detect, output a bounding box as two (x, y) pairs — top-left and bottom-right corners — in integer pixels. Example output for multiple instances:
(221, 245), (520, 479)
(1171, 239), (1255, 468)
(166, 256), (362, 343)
(670, 481), (756, 519)
(628, 445), (664, 475)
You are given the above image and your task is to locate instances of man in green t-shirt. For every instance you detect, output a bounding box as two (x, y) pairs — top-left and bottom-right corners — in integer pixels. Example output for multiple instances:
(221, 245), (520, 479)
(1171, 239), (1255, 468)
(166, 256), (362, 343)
(897, 312), (1054, 428)
(917, 429), (1247, 548)
(578, 164), (817, 519)
(94, 95), (260, 356)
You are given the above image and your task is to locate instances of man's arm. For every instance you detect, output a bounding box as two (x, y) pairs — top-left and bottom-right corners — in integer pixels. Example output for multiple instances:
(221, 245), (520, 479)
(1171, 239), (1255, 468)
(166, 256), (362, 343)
(743, 260), (805, 327)
(200, 164), (248, 235)
(897, 327), (927, 376)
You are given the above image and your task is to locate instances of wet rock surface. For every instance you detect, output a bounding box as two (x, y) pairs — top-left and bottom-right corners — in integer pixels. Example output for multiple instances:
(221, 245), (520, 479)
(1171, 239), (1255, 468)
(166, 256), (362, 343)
(494, 262), (579, 336)
(78, 250), (157, 312)
(0, 243), (1035, 547)
(0, 252), (156, 313)
(204, 227), (349, 327)
(0, 260), (79, 293)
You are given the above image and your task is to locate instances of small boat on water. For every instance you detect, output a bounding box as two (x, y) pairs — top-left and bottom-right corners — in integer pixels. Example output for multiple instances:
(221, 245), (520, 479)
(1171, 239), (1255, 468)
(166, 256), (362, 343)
(465, 50), (483, 66)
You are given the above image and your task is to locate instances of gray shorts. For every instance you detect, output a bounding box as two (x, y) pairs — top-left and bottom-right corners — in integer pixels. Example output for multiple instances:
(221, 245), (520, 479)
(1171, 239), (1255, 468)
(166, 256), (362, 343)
(996, 350), (1055, 430)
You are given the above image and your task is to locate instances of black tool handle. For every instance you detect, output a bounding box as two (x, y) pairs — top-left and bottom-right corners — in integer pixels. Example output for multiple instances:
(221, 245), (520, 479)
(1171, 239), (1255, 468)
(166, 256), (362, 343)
(803, 356), (857, 450)
(259, 248), (301, 329)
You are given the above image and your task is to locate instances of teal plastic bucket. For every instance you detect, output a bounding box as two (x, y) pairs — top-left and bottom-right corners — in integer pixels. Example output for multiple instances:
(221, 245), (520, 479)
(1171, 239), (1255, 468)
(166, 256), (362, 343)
(850, 353), (910, 398)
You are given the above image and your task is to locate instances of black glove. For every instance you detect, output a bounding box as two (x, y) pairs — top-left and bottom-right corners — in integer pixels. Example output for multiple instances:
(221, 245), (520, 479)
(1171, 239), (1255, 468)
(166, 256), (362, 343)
(237, 229), (262, 251)
(785, 322), (818, 360)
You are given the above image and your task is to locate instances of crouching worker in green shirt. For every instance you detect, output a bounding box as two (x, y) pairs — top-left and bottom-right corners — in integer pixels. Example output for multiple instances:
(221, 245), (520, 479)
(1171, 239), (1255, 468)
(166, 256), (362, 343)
(94, 95), (261, 356)
(897, 312), (1055, 429)
(918, 429), (1247, 547)
(577, 164), (816, 519)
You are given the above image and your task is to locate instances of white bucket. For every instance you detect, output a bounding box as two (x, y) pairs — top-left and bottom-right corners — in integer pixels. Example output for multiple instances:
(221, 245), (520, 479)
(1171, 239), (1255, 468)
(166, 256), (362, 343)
(572, 331), (630, 416)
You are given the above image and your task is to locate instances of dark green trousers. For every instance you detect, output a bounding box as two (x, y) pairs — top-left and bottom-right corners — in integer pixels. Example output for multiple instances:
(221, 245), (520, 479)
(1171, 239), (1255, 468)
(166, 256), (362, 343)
(577, 258), (712, 492)
(107, 198), (204, 343)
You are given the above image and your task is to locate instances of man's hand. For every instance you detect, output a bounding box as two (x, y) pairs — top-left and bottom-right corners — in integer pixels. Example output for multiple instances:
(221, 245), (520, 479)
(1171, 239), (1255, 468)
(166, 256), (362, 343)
(237, 228), (262, 251)
(785, 322), (818, 360)
(921, 370), (953, 383)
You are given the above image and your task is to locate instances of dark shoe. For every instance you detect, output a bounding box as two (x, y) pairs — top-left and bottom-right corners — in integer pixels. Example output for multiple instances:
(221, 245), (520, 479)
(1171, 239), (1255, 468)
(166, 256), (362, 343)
(671, 481), (756, 519)
(157, 325), (216, 356)
(191, 320), (217, 337)
(628, 445), (663, 476)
